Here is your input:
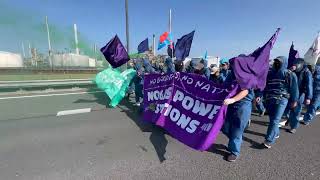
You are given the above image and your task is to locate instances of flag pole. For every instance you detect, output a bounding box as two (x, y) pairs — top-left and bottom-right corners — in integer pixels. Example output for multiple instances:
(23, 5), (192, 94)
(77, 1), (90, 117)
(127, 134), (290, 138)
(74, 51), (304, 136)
(21, 42), (26, 58)
(125, 0), (130, 70)
(45, 16), (53, 70)
(169, 9), (174, 59)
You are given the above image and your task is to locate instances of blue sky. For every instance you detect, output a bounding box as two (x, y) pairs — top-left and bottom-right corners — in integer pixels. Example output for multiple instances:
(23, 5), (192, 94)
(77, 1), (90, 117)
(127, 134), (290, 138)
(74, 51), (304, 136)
(0, 0), (319, 59)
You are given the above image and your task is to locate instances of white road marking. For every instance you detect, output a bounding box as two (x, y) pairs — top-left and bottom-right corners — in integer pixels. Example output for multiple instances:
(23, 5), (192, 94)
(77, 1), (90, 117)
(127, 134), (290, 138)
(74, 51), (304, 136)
(57, 108), (92, 116)
(0, 91), (104, 100)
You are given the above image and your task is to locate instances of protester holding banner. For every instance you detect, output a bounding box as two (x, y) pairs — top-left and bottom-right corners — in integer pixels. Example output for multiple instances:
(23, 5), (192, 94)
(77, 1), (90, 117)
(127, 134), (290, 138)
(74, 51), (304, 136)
(221, 29), (280, 162)
(222, 70), (254, 162)
(288, 58), (313, 133)
(194, 59), (210, 79)
(303, 63), (320, 125)
(209, 65), (220, 83)
(185, 59), (197, 73)
(262, 56), (298, 148)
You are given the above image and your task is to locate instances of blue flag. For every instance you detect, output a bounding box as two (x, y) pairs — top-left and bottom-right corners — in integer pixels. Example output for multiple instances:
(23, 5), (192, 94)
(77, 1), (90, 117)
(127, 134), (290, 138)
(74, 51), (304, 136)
(203, 50), (208, 60)
(138, 38), (149, 53)
(175, 31), (195, 61)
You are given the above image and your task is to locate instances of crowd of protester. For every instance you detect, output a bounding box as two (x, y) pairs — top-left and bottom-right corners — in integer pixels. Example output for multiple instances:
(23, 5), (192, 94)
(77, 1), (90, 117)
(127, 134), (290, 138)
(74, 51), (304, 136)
(126, 55), (320, 162)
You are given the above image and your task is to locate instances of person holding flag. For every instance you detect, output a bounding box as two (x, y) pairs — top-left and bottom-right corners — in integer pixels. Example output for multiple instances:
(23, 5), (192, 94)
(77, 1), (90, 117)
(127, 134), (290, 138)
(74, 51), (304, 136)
(222, 29), (280, 162)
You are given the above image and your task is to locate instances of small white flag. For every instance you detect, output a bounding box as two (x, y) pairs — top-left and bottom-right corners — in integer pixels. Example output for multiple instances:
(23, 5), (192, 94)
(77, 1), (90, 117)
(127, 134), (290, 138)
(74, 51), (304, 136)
(304, 33), (320, 65)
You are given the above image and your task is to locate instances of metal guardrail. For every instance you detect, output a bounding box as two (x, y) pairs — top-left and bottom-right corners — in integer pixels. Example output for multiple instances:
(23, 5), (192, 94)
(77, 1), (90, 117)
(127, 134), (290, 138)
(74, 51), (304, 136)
(0, 79), (94, 90)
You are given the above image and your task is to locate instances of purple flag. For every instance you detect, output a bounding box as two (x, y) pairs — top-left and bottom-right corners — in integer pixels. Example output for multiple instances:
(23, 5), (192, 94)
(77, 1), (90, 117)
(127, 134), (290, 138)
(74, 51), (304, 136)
(175, 31), (195, 61)
(138, 38), (149, 53)
(230, 28), (280, 91)
(288, 43), (299, 69)
(143, 72), (238, 151)
(100, 35), (130, 68)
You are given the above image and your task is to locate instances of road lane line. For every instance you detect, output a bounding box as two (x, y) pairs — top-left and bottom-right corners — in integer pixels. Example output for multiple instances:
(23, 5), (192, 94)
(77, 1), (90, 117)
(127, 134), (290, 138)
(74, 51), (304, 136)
(0, 91), (104, 100)
(57, 108), (92, 116)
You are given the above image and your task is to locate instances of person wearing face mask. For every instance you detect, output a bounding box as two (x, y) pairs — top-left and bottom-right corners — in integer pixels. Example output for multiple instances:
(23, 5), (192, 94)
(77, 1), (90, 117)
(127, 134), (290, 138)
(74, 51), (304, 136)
(186, 59), (197, 73)
(303, 60), (320, 125)
(194, 59), (210, 79)
(261, 56), (298, 148)
(287, 58), (313, 133)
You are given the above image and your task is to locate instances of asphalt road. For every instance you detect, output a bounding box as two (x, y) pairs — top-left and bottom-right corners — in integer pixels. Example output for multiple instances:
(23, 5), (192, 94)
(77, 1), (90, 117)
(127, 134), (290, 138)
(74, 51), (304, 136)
(0, 91), (319, 180)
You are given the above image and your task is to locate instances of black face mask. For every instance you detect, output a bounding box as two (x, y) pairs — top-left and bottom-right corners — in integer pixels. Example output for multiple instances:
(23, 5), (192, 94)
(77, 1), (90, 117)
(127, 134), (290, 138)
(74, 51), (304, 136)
(292, 58), (305, 72)
(273, 61), (282, 70)
(307, 65), (315, 74)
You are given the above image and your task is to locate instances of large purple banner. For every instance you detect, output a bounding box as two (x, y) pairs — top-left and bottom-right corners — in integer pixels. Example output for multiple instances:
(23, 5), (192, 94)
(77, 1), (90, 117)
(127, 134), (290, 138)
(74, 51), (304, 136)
(143, 72), (238, 151)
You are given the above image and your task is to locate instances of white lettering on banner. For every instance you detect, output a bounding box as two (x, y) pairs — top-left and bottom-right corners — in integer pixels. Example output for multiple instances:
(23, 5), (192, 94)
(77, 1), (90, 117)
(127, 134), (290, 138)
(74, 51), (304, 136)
(195, 81), (204, 88)
(173, 90), (184, 102)
(176, 74), (231, 94)
(172, 90), (221, 119)
(150, 79), (156, 85)
(181, 75), (188, 81)
(176, 114), (191, 129)
(170, 108), (180, 122)
(158, 102), (200, 134)
(155, 103), (167, 114)
(164, 104), (173, 116)
(192, 100), (213, 116)
(200, 123), (213, 132)
(208, 105), (221, 119)
(149, 74), (175, 85)
(182, 96), (194, 110)
(186, 120), (200, 133)
(147, 87), (172, 101)
(201, 84), (210, 92)
(187, 77), (193, 84)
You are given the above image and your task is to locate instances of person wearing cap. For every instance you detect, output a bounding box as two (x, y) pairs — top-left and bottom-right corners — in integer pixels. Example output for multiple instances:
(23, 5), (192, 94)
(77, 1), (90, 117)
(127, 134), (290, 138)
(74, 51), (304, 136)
(218, 58), (231, 83)
(288, 58), (313, 133)
(261, 56), (298, 148)
(303, 60), (320, 125)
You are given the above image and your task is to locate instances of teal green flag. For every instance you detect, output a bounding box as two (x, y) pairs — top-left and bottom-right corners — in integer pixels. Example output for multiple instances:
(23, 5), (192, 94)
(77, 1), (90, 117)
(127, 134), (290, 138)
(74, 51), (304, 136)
(95, 68), (136, 107)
